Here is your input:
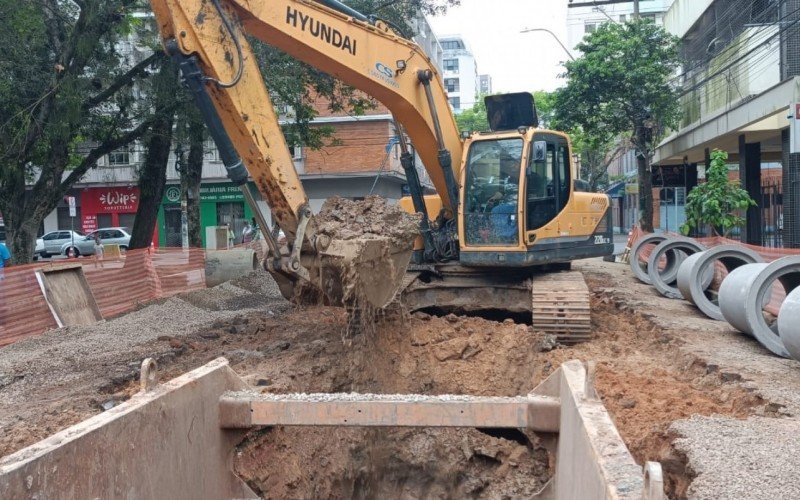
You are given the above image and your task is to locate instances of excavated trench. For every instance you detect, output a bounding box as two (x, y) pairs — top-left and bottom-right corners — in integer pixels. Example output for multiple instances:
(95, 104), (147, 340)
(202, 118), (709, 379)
(0, 268), (768, 499)
(180, 279), (765, 499)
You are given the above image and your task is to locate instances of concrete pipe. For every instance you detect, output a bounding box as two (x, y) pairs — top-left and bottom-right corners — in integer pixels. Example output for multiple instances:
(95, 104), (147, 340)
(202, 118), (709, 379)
(629, 234), (684, 285)
(647, 237), (706, 299)
(676, 245), (764, 320)
(205, 249), (258, 288)
(777, 287), (800, 361)
(718, 257), (800, 358)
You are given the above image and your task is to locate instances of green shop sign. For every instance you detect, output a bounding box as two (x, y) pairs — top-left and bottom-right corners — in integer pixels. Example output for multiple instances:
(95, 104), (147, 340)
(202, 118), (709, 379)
(162, 182), (251, 204)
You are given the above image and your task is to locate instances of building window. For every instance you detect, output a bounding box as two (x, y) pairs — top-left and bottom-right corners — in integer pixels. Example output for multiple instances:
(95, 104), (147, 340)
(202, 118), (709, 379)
(449, 97), (460, 110)
(443, 58), (459, 71)
(205, 139), (221, 162)
(441, 40), (462, 50)
(107, 147), (130, 166)
(619, 14), (626, 22)
(444, 78), (460, 93)
(642, 14), (656, 23)
(584, 23), (597, 34)
(291, 145), (303, 160)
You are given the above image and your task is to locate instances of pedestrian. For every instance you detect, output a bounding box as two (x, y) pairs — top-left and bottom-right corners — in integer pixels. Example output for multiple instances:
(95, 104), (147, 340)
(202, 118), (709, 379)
(242, 221), (253, 244)
(251, 217), (261, 241)
(93, 232), (104, 268)
(0, 242), (11, 280)
(226, 223), (235, 249)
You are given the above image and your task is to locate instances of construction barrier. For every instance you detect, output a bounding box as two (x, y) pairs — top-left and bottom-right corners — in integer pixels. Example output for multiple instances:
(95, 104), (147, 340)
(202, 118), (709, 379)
(0, 247), (208, 347)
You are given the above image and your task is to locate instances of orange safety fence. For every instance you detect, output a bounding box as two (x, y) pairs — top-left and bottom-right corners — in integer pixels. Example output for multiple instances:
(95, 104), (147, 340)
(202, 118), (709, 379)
(629, 228), (800, 316)
(0, 247), (208, 347)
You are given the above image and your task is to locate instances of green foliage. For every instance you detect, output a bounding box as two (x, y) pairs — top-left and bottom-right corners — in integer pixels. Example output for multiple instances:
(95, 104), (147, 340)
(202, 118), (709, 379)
(680, 150), (757, 237)
(554, 19), (681, 144)
(455, 96), (489, 133)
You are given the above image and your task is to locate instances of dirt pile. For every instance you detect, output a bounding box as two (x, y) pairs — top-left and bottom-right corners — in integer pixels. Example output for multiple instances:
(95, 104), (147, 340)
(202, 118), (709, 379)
(315, 195), (421, 247)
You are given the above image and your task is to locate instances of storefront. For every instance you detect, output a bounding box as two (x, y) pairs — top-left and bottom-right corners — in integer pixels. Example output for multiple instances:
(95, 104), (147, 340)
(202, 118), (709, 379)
(157, 182), (264, 248)
(80, 186), (158, 245)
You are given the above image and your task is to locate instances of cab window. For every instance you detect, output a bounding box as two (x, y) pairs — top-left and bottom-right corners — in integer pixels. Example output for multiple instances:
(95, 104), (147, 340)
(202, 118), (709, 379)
(526, 135), (571, 231)
(463, 138), (522, 246)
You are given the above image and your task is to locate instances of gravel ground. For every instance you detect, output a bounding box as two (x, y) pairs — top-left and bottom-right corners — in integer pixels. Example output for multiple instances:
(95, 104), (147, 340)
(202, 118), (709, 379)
(579, 259), (800, 499)
(0, 269), (288, 454)
(672, 416), (800, 500)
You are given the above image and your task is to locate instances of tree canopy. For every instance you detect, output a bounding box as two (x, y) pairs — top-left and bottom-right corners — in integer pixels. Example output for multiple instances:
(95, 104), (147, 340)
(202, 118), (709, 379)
(554, 19), (681, 230)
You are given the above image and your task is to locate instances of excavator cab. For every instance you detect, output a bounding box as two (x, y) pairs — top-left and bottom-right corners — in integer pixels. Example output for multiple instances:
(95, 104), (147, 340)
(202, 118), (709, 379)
(458, 126), (613, 267)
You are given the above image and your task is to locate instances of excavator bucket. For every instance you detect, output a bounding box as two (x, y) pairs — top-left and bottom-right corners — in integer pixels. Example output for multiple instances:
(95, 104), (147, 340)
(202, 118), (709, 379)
(299, 237), (413, 310)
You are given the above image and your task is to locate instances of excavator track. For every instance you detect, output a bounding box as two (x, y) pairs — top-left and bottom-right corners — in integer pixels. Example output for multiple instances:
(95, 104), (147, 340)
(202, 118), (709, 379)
(401, 266), (593, 344)
(530, 271), (592, 345)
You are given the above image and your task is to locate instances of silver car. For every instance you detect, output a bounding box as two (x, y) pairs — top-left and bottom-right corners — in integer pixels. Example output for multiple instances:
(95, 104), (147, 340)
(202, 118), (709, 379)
(61, 227), (132, 256)
(36, 230), (86, 258)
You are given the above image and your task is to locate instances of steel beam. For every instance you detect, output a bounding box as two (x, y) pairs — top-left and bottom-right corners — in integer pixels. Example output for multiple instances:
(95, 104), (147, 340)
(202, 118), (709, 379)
(219, 393), (561, 432)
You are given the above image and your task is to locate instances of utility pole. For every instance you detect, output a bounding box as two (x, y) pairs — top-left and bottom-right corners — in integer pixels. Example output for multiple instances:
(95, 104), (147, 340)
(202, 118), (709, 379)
(633, 0), (640, 19)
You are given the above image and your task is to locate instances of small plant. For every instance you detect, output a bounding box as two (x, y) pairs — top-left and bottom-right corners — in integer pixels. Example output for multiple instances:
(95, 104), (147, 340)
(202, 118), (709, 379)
(680, 150), (757, 237)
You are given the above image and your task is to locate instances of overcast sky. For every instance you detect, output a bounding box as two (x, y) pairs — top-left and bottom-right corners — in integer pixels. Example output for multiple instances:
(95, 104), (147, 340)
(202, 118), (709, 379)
(428, 0), (570, 97)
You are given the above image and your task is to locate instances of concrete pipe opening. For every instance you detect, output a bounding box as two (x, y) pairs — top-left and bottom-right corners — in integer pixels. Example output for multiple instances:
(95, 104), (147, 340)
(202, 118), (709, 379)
(205, 249), (259, 288)
(718, 256), (800, 358)
(676, 245), (764, 320)
(629, 234), (684, 285)
(647, 238), (706, 299)
(778, 287), (800, 361)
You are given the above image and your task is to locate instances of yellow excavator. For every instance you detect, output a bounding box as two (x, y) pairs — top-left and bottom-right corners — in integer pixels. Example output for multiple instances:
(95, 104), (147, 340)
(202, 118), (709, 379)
(149, 0), (613, 340)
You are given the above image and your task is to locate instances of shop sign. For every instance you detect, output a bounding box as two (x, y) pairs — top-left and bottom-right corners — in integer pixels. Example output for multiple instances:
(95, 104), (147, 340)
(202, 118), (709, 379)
(83, 214), (98, 233)
(625, 183), (639, 194)
(165, 186), (182, 203)
(199, 184), (245, 202)
(82, 186), (139, 213)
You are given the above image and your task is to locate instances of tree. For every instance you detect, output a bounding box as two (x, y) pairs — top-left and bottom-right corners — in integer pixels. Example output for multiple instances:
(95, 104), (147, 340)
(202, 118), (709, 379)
(570, 129), (626, 192)
(455, 97), (489, 133)
(554, 19), (681, 231)
(0, 0), (161, 263)
(680, 150), (756, 237)
(129, 56), (178, 250)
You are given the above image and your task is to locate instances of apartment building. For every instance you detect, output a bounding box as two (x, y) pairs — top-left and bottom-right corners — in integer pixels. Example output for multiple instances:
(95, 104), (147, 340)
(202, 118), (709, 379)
(654, 0), (800, 246)
(439, 35), (479, 113)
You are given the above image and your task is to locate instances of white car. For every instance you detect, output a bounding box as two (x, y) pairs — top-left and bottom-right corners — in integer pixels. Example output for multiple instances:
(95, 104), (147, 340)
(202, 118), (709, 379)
(60, 227), (132, 256)
(36, 230), (85, 258)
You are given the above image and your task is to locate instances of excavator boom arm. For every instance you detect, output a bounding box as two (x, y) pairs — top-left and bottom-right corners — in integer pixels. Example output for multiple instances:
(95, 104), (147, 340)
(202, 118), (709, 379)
(149, 0), (463, 238)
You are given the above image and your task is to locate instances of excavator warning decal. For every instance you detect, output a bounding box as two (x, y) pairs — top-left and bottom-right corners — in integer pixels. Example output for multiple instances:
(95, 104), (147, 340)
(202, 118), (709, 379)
(286, 6), (357, 55)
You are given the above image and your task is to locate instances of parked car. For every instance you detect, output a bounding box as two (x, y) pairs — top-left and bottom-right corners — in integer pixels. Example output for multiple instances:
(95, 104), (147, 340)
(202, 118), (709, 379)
(36, 230), (85, 258)
(60, 227), (132, 256)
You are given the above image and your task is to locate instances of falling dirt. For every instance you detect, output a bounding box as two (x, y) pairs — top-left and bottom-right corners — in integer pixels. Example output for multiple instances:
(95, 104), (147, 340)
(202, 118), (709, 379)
(302, 196), (421, 331)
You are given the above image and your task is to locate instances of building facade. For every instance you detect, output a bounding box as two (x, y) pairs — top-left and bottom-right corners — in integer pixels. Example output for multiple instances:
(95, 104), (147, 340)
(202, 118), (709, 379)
(654, 0), (800, 246)
(439, 35), (479, 113)
(567, 0), (673, 55)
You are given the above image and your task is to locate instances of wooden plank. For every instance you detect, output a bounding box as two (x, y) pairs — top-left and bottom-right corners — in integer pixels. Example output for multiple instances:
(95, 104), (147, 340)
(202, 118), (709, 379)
(36, 265), (103, 326)
(219, 393), (561, 432)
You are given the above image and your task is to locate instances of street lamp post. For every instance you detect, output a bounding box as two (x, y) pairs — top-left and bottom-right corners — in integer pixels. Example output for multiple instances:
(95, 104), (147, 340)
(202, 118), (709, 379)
(520, 28), (576, 62)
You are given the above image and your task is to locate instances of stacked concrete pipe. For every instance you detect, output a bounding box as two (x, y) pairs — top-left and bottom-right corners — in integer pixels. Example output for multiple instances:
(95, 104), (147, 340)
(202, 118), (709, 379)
(676, 245), (764, 320)
(629, 234), (684, 285)
(778, 288), (800, 361)
(647, 237), (707, 299)
(718, 256), (800, 358)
